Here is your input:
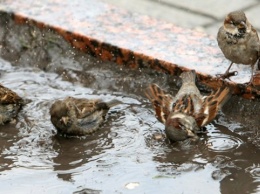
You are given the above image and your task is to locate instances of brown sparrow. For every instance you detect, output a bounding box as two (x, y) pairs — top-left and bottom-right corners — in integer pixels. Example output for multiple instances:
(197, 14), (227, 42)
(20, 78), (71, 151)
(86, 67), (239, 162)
(217, 11), (260, 84)
(145, 70), (231, 142)
(0, 84), (24, 124)
(50, 97), (121, 136)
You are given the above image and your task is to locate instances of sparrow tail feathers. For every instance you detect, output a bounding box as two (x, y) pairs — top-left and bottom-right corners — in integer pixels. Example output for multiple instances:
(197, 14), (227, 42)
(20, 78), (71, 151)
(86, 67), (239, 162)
(180, 70), (196, 84)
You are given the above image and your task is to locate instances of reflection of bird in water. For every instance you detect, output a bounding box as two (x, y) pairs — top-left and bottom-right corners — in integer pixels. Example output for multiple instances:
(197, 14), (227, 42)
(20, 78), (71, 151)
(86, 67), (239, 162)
(0, 84), (24, 124)
(52, 126), (114, 182)
(50, 96), (121, 136)
(217, 11), (260, 84)
(145, 70), (231, 142)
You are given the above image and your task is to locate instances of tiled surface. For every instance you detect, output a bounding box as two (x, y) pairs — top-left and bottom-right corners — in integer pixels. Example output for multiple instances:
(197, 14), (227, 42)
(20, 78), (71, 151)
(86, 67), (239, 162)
(101, 0), (215, 29)
(0, 0), (260, 98)
(103, 0), (260, 35)
(160, 0), (258, 19)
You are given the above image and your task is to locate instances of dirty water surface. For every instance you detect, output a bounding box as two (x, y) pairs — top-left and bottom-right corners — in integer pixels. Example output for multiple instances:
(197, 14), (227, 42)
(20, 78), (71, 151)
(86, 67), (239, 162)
(0, 56), (260, 194)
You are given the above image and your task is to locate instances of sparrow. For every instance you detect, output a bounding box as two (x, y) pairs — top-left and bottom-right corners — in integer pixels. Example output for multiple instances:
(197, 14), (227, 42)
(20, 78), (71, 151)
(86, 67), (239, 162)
(145, 70), (231, 142)
(50, 97), (121, 136)
(0, 84), (24, 124)
(217, 10), (260, 84)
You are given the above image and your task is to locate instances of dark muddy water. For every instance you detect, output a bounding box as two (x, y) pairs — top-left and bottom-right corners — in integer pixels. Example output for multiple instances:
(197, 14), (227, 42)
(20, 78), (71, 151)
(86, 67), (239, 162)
(0, 56), (260, 194)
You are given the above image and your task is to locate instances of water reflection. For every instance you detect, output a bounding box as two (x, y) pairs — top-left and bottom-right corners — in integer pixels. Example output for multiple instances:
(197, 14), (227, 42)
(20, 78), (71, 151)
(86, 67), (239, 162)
(147, 118), (260, 193)
(0, 124), (20, 172)
(0, 56), (260, 193)
(52, 126), (114, 182)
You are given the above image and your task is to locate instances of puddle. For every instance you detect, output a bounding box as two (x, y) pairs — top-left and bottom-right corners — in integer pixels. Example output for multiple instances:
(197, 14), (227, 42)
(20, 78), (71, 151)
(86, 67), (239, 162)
(0, 56), (259, 194)
(1, 15), (260, 193)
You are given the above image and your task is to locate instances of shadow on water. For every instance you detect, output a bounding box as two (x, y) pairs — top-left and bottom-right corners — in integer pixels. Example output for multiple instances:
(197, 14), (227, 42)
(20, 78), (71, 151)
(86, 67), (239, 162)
(1, 15), (260, 194)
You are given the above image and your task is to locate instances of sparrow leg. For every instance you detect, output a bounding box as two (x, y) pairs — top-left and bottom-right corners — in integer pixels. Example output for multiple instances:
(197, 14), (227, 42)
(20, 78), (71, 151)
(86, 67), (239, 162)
(216, 62), (238, 80)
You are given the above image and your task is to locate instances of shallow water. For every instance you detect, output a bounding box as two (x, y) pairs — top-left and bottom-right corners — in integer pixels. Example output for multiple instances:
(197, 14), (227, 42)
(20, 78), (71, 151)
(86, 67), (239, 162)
(0, 57), (260, 194)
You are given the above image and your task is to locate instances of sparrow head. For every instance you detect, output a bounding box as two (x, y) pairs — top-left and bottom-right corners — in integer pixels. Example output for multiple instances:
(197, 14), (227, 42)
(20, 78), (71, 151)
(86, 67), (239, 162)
(224, 11), (250, 35)
(165, 112), (200, 142)
(50, 100), (72, 129)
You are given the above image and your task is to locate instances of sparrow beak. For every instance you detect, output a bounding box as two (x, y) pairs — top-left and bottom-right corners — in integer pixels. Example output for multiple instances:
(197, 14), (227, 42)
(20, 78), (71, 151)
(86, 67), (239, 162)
(238, 21), (246, 29)
(60, 116), (69, 125)
(186, 129), (195, 137)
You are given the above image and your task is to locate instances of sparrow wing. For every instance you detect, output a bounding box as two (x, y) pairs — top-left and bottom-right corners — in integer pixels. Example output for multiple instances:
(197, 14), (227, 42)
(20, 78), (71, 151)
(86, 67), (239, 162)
(0, 84), (23, 105)
(173, 95), (194, 115)
(66, 97), (102, 119)
(249, 27), (260, 52)
(145, 84), (174, 124)
(69, 97), (119, 120)
(196, 86), (231, 127)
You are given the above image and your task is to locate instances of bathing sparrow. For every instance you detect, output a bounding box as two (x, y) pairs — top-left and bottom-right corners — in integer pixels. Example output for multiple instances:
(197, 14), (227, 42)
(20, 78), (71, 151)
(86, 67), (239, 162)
(145, 70), (231, 142)
(217, 11), (260, 84)
(50, 97), (121, 136)
(0, 84), (24, 124)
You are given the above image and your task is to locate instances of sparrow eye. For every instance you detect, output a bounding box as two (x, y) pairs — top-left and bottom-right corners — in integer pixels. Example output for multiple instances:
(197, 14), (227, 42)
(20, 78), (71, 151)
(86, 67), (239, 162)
(230, 21), (234, 25)
(178, 123), (188, 131)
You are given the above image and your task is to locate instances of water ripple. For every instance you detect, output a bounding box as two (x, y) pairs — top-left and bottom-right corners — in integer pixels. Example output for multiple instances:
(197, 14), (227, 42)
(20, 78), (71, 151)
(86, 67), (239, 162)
(207, 134), (243, 152)
(246, 164), (260, 180)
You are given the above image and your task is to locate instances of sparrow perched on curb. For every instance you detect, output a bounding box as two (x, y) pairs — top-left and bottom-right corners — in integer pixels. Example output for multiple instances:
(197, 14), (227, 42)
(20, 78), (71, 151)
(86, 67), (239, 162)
(217, 10), (260, 84)
(0, 84), (24, 124)
(50, 97), (121, 136)
(145, 70), (231, 142)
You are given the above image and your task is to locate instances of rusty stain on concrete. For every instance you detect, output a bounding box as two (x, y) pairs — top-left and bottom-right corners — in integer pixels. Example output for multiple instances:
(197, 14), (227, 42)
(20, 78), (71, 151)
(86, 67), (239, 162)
(0, 0), (260, 99)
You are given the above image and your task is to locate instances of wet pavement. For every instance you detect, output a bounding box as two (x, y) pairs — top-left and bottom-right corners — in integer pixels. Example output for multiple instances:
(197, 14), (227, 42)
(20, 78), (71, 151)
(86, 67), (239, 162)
(1, 0), (260, 194)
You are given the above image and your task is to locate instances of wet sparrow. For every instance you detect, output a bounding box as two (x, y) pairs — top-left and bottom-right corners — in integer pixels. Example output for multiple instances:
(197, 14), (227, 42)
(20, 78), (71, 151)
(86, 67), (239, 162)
(145, 70), (231, 142)
(217, 11), (260, 84)
(50, 97), (121, 136)
(0, 84), (24, 124)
